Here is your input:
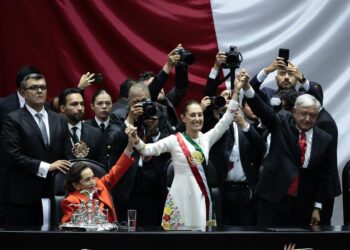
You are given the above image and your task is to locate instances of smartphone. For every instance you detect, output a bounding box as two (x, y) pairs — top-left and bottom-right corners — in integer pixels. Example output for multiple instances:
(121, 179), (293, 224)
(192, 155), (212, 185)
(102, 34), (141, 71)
(93, 73), (103, 83)
(278, 48), (289, 65)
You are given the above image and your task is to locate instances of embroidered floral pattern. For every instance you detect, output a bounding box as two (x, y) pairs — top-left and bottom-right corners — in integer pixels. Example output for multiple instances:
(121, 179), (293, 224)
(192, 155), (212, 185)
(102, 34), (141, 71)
(161, 193), (184, 230)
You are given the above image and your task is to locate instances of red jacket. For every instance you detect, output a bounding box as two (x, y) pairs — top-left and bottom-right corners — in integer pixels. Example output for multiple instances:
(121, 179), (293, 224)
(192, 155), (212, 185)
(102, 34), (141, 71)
(61, 153), (134, 223)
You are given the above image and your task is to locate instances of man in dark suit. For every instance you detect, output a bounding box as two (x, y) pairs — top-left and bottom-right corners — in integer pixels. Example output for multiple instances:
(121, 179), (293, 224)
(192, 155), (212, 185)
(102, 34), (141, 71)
(240, 75), (332, 227)
(0, 65), (42, 225)
(308, 83), (341, 225)
(202, 77), (266, 226)
(58, 88), (102, 163)
(109, 83), (171, 226)
(85, 89), (120, 169)
(209, 109), (265, 226)
(0, 73), (71, 226)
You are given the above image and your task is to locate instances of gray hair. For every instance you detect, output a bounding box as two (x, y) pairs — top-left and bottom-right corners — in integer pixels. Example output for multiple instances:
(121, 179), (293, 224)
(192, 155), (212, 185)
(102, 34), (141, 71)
(294, 93), (321, 111)
(129, 82), (150, 98)
(20, 73), (45, 89)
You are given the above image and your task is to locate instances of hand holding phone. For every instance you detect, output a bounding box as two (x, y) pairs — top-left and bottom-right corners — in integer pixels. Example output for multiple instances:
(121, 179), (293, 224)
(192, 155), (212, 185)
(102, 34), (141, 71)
(93, 73), (103, 83)
(278, 48), (289, 66)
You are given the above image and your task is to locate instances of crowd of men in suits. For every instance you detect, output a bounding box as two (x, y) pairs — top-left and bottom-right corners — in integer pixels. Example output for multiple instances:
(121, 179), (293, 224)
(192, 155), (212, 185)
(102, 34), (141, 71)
(0, 45), (340, 228)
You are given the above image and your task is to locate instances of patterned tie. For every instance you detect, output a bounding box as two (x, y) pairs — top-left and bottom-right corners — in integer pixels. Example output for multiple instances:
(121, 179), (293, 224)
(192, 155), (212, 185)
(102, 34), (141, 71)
(100, 123), (105, 132)
(288, 132), (307, 196)
(35, 113), (49, 146)
(71, 126), (79, 144)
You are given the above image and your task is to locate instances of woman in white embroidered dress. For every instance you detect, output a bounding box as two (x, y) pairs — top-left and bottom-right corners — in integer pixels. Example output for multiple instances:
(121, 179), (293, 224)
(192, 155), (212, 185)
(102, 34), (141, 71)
(132, 72), (247, 230)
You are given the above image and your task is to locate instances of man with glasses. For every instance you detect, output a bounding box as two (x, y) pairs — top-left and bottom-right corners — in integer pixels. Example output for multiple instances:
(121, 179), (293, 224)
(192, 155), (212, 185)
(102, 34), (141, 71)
(0, 73), (71, 226)
(238, 76), (332, 227)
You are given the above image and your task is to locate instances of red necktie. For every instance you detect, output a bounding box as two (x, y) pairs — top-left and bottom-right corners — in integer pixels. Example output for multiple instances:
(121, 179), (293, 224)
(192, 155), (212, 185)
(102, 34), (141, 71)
(288, 132), (307, 196)
(299, 132), (307, 165)
(228, 161), (234, 171)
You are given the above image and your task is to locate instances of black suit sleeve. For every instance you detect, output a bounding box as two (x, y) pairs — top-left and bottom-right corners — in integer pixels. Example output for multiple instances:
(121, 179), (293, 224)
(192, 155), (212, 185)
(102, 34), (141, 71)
(165, 63), (188, 107)
(148, 70), (169, 102)
(245, 91), (278, 131)
(245, 125), (266, 158)
(249, 74), (271, 105)
(204, 76), (221, 97)
(0, 115), (41, 175)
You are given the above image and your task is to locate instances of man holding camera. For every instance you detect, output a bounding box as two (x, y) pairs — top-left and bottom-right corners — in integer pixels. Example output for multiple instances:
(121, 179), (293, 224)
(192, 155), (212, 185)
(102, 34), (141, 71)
(140, 44), (189, 132)
(109, 83), (171, 226)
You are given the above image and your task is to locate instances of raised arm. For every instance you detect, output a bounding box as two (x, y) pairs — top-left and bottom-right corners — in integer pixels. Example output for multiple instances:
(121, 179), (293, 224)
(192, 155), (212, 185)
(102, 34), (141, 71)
(166, 63), (188, 107)
(241, 74), (278, 131)
(148, 45), (181, 101)
(205, 69), (247, 147)
(204, 51), (226, 96)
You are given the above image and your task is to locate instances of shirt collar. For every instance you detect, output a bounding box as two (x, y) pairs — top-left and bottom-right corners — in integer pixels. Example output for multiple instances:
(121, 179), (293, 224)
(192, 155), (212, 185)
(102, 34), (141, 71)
(94, 116), (109, 128)
(17, 91), (25, 108)
(68, 121), (82, 131)
(25, 104), (47, 118)
(297, 127), (313, 138)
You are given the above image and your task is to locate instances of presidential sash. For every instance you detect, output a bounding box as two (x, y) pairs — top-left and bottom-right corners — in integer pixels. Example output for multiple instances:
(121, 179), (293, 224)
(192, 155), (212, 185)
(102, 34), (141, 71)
(175, 132), (211, 222)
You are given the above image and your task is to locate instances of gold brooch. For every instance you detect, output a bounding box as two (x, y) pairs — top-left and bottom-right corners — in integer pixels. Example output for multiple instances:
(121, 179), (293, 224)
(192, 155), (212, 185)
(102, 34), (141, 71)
(189, 150), (204, 165)
(72, 141), (90, 159)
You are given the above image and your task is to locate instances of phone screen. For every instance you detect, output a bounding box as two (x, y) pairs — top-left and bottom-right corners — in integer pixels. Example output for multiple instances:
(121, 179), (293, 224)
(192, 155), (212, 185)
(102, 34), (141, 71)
(278, 48), (289, 65)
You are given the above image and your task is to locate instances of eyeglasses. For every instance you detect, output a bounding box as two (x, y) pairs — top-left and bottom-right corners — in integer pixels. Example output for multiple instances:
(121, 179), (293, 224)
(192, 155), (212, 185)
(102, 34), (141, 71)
(25, 85), (47, 91)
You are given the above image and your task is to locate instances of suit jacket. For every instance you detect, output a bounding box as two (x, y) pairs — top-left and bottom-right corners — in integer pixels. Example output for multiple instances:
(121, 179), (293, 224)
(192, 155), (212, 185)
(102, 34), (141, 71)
(84, 119), (120, 169)
(110, 106), (128, 127)
(0, 93), (20, 202)
(316, 108), (341, 198)
(0, 107), (68, 205)
(61, 153), (134, 223)
(112, 97), (128, 112)
(0, 93), (20, 123)
(246, 93), (332, 214)
(210, 124), (265, 188)
(64, 122), (102, 162)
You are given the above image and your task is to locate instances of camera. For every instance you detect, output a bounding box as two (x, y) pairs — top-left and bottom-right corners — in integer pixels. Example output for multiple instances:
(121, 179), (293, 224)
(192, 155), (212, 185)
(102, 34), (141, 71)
(222, 45), (243, 69)
(138, 99), (157, 123)
(210, 96), (226, 110)
(93, 73), (103, 83)
(175, 48), (195, 65)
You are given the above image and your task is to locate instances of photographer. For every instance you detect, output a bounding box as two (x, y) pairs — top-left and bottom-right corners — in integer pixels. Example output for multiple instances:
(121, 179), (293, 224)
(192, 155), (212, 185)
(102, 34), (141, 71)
(108, 83), (171, 226)
(203, 70), (266, 226)
(249, 56), (312, 106)
(140, 44), (189, 132)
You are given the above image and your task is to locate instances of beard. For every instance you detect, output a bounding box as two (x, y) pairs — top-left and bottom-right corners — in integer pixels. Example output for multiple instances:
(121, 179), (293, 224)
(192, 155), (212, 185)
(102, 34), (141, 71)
(68, 112), (84, 123)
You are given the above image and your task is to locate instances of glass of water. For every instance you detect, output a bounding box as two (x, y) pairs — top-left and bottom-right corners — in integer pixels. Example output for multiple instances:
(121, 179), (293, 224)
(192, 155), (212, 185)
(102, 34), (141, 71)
(127, 209), (137, 232)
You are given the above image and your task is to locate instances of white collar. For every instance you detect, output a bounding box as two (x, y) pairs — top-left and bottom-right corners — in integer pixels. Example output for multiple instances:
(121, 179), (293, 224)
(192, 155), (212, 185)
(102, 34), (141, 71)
(68, 121), (82, 131)
(25, 104), (47, 118)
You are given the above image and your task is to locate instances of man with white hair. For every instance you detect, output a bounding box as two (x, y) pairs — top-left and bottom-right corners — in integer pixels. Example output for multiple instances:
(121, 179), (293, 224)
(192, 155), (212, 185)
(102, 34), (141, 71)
(239, 76), (333, 227)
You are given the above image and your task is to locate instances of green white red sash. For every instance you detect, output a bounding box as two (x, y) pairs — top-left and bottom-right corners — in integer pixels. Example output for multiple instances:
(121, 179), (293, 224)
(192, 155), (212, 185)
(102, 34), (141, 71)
(175, 132), (211, 221)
